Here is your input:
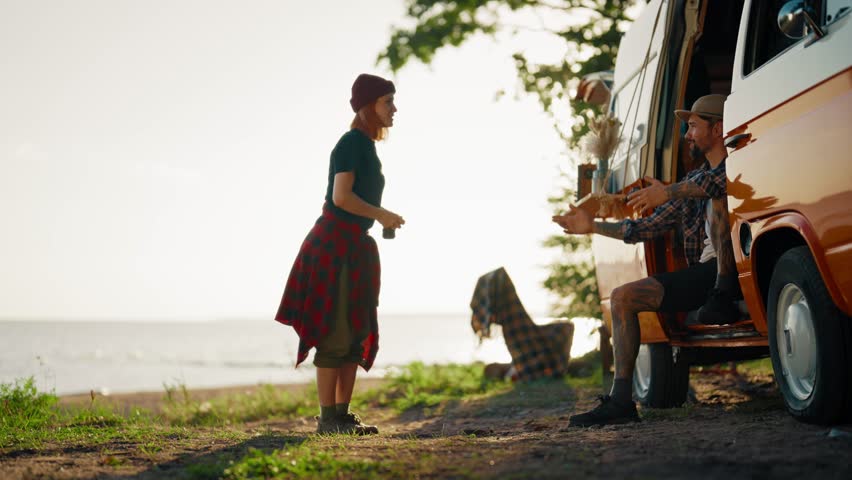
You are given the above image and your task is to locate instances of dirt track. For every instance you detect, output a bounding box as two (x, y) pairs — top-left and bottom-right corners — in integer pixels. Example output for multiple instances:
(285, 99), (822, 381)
(2, 370), (851, 479)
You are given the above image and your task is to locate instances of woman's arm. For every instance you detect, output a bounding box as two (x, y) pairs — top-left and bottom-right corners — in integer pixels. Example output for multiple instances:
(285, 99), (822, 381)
(332, 172), (404, 229)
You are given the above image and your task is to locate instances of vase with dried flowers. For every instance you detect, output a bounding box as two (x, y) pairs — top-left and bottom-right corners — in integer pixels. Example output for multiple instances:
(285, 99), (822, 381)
(583, 113), (621, 194)
(581, 113), (625, 217)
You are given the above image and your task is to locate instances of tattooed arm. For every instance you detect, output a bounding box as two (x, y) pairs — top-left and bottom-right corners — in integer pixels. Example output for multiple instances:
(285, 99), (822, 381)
(664, 180), (708, 200)
(627, 177), (708, 213)
(593, 221), (626, 240)
(627, 163), (727, 212)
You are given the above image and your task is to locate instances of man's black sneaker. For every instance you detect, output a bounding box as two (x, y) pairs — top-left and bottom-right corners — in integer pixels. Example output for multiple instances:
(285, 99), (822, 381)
(697, 287), (739, 325)
(568, 395), (640, 427)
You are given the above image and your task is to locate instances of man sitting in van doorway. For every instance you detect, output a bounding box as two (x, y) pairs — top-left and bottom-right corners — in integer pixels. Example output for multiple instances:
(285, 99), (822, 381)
(553, 94), (737, 427)
(625, 106), (741, 326)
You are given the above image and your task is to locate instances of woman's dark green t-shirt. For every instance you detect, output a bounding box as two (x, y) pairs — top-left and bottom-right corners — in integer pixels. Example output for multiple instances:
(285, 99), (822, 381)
(325, 129), (385, 230)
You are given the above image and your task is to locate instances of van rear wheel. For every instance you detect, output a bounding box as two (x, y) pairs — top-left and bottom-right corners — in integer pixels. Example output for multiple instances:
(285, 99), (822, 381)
(633, 343), (689, 408)
(767, 246), (851, 424)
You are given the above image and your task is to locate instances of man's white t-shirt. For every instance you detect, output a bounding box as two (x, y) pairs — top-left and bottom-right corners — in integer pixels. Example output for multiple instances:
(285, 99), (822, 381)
(699, 199), (716, 263)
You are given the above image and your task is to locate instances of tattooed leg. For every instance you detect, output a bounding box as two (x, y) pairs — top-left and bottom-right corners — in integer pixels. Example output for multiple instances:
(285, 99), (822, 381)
(610, 277), (665, 381)
(710, 196), (738, 289)
(697, 196), (741, 325)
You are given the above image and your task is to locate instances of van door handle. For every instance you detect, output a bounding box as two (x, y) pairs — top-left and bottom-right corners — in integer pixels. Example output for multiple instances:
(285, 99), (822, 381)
(725, 133), (752, 149)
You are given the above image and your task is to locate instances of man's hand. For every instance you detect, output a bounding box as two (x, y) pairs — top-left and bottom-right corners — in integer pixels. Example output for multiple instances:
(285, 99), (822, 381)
(626, 176), (667, 213)
(552, 204), (593, 234)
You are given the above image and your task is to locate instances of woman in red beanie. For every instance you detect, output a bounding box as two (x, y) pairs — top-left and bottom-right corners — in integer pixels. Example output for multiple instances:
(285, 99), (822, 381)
(275, 73), (405, 435)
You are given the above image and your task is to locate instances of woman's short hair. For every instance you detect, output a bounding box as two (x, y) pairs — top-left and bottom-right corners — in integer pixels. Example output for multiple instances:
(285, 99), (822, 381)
(351, 101), (388, 141)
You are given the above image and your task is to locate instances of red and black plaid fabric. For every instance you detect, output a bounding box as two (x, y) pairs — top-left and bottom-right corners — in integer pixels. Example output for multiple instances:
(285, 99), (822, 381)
(470, 267), (574, 381)
(275, 203), (381, 370)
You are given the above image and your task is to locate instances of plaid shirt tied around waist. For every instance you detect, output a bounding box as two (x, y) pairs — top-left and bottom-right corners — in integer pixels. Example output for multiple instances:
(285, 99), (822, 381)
(275, 203), (380, 370)
(623, 160), (727, 266)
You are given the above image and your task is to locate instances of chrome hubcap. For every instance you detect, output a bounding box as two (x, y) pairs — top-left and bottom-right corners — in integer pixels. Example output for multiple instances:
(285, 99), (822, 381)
(634, 344), (651, 398)
(775, 283), (817, 401)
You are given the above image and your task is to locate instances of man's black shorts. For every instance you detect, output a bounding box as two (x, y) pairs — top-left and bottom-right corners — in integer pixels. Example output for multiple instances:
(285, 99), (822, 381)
(652, 260), (717, 312)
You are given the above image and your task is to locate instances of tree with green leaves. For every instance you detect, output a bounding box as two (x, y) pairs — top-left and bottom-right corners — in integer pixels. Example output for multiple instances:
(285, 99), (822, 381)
(378, 0), (638, 321)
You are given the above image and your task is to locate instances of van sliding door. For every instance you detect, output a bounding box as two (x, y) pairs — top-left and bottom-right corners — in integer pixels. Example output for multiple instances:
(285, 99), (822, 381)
(607, 0), (671, 191)
(593, 0), (674, 343)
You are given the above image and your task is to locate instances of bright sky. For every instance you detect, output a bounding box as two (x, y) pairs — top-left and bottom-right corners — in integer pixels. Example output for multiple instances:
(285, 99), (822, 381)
(1, 0), (581, 321)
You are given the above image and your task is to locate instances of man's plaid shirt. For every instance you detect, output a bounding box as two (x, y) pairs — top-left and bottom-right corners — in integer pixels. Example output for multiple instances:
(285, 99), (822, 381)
(622, 160), (727, 266)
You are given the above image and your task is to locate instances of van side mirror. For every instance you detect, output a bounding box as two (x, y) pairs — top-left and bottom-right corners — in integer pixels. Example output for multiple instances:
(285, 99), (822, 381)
(778, 1), (825, 39)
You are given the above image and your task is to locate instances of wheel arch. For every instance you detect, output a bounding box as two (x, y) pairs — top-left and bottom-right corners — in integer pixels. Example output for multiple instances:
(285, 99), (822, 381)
(750, 213), (847, 315)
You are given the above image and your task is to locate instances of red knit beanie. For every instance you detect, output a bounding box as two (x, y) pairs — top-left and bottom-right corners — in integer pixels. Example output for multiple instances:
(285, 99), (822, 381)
(350, 73), (395, 112)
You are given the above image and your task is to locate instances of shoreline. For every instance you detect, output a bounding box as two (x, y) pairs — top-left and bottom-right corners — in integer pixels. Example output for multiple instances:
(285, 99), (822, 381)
(58, 378), (388, 414)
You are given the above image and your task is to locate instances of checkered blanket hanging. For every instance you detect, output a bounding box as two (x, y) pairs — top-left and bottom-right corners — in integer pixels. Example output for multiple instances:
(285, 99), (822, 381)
(470, 267), (574, 381)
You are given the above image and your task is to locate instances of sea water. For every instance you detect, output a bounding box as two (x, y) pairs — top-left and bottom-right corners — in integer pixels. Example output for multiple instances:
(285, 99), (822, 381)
(0, 315), (599, 395)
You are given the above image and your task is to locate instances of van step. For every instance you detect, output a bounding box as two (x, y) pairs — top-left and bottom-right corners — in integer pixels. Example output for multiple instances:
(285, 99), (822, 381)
(685, 319), (755, 332)
(682, 325), (761, 342)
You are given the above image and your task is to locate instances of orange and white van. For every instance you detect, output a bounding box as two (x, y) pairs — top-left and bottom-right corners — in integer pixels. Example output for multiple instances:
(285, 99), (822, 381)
(581, 0), (851, 424)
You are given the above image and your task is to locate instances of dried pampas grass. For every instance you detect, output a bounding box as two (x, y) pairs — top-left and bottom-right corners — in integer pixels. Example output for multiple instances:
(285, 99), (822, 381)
(579, 113), (626, 218)
(583, 113), (622, 168)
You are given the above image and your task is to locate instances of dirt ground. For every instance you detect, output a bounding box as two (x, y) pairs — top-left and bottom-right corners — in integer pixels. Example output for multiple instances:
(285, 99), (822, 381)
(2, 370), (851, 479)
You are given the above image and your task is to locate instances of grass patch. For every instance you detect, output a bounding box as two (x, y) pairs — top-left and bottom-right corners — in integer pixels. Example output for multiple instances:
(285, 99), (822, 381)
(0, 363), (513, 453)
(1, 378), (58, 432)
(162, 383), (317, 426)
(359, 359), (603, 417)
(0, 377), (245, 453)
(222, 446), (390, 480)
(359, 362), (510, 413)
(563, 350), (604, 390)
(737, 357), (774, 376)
(185, 459), (234, 480)
(565, 349), (603, 378)
(222, 436), (480, 480)
(2, 359), (606, 472)
(158, 359), (600, 424)
(1, 363), (606, 478)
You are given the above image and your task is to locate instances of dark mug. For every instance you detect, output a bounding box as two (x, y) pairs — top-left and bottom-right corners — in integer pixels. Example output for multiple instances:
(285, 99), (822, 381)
(382, 228), (395, 239)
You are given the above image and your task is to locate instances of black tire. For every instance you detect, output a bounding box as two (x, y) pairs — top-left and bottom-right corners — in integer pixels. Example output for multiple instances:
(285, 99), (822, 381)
(767, 246), (852, 424)
(633, 343), (689, 408)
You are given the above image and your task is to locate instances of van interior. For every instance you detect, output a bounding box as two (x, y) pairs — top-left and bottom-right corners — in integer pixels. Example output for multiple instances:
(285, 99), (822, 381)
(658, 1), (753, 336)
(675, 1), (744, 180)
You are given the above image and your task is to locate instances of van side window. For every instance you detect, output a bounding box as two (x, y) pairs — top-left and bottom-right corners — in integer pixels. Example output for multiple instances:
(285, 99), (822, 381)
(743, 0), (800, 74)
